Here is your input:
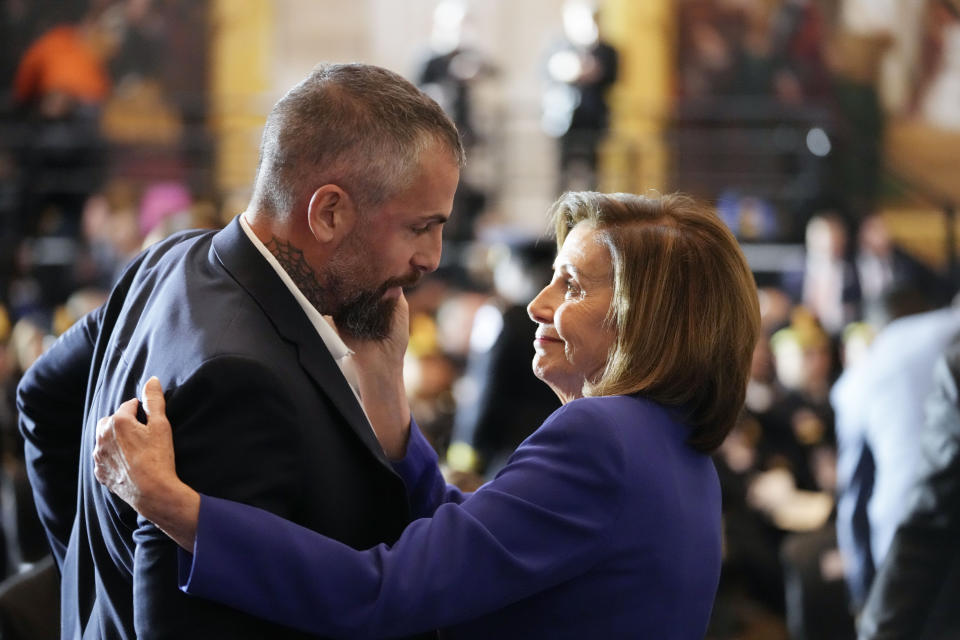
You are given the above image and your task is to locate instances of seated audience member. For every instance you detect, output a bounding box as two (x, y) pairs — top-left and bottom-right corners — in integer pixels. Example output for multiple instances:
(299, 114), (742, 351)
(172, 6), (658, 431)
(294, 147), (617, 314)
(94, 192), (760, 638)
(855, 213), (952, 315)
(712, 333), (792, 625)
(767, 312), (839, 494)
(731, 314), (849, 639)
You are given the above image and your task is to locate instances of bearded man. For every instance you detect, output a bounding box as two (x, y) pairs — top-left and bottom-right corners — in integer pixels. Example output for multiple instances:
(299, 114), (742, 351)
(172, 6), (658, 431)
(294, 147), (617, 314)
(17, 63), (462, 640)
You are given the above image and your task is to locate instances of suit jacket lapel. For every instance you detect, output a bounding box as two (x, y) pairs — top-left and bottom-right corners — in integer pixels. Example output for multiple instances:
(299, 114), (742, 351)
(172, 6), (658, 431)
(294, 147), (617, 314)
(210, 217), (392, 470)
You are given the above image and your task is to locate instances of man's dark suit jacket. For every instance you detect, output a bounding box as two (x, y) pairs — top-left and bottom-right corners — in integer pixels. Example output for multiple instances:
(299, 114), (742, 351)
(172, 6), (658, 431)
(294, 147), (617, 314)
(17, 217), (426, 639)
(858, 338), (960, 639)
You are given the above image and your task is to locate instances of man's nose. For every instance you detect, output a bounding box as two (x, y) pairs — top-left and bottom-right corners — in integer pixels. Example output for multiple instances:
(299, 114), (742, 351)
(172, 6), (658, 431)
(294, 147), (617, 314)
(412, 230), (443, 273)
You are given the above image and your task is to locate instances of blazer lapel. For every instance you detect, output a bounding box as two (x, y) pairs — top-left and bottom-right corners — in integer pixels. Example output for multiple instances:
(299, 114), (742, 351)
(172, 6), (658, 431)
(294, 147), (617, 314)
(210, 217), (392, 470)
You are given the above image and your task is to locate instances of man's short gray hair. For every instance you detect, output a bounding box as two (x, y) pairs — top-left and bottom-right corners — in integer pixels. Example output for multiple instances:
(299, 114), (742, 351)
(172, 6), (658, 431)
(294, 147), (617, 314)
(251, 63), (464, 217)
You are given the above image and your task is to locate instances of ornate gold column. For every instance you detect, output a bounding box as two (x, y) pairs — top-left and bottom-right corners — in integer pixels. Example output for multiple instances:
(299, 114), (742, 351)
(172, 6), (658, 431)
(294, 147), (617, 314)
(209, 0), (274, 199)
(598, 0), (673, 193)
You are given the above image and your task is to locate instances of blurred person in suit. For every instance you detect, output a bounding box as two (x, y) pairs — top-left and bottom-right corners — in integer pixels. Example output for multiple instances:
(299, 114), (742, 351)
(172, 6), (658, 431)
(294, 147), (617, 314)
(17, 63), (461, 640)
(94, 192), (760, 638)
(801, 212), (860, 336)
(415, 0), (495, 244)
(858, 337), (960, 639)
(542, 1), (619, 192)
(832, 292), (958, 614)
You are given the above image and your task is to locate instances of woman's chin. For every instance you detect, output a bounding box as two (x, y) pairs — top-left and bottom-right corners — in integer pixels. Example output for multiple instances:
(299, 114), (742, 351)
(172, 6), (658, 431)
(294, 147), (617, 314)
(534, 368), (581, 404)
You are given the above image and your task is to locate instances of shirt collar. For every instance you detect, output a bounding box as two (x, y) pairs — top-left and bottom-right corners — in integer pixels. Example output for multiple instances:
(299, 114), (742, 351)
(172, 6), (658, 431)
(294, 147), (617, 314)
(238, 214), (353, 361)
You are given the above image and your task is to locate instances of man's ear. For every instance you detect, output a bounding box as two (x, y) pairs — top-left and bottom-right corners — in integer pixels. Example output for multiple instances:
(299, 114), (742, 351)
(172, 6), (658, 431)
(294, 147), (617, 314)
(306, 185), (357, 245)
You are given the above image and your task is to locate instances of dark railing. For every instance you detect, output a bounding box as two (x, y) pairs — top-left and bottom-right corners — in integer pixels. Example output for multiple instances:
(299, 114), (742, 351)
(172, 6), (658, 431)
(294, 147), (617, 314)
(667, 98), (836, 244)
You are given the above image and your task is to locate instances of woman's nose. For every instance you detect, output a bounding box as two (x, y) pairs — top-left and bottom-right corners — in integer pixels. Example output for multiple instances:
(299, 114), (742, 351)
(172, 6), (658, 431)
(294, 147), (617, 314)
(527, 284), (555, 324)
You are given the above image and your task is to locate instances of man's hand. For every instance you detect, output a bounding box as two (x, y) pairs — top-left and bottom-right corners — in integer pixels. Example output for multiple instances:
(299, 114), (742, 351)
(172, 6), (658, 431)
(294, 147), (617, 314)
(93, 377), (200, 551)
(341, 290), (412, 460)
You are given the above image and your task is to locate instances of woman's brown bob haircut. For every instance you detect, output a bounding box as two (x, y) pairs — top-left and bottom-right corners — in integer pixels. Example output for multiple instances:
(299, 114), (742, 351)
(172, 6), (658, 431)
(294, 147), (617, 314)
(550, 192), (760, 453)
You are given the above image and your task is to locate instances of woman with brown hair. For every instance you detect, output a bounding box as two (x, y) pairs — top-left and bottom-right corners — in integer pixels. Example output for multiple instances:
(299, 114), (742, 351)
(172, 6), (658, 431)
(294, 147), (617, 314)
(94, 191), (760, 639)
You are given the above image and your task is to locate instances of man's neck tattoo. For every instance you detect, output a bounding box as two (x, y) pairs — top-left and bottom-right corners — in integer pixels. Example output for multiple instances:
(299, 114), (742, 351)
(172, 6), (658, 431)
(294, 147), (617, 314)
(265, 236), (328, 312)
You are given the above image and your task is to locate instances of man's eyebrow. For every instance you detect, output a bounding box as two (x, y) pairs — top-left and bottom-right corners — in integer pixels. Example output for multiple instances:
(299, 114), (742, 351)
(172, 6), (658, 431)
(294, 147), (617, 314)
(419, 213), (449, 224)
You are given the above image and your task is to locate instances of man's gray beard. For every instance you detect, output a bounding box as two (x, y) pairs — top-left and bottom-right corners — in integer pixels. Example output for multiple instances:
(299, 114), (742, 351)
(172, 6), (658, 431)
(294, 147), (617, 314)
(333, 287), (397, 340)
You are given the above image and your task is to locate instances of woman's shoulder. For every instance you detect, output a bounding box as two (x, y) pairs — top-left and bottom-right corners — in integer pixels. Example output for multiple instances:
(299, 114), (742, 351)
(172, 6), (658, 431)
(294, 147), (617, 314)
(546, 394), (682, 433)
(512, 397), (640, 476)
(541, 395), (701, 465)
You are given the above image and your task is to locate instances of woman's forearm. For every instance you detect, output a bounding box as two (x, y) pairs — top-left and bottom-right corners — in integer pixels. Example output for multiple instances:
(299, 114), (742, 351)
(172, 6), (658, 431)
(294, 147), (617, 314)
(140, 477), (202, 552)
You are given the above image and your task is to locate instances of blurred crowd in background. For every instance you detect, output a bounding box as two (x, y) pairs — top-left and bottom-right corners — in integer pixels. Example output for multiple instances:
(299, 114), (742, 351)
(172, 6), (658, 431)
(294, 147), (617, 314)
(1, 0), (959, 638)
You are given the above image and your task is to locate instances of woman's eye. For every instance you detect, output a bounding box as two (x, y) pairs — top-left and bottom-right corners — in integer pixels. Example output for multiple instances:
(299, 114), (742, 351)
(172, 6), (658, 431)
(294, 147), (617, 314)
(564, 280), (581, 298)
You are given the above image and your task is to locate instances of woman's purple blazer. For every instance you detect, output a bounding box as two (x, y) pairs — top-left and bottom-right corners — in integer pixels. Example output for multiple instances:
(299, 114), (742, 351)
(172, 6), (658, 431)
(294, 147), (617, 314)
(178, 394), (722, 639)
